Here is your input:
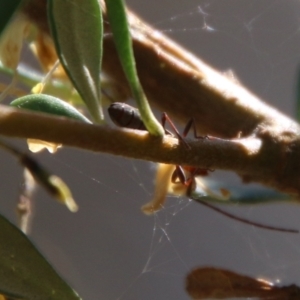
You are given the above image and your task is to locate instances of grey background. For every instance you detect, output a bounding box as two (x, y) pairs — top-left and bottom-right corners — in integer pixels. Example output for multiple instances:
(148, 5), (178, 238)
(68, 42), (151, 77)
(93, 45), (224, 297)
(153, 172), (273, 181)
(2, 1), (300, 299)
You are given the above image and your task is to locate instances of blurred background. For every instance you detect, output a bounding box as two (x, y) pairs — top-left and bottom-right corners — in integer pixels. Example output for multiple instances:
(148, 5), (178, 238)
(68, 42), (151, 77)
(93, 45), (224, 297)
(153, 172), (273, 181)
(2, 0), (300, 299)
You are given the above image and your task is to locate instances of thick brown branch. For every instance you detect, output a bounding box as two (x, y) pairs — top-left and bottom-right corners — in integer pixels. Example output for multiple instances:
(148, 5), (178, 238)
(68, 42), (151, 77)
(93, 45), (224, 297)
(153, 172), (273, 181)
(1, 106), (300, 196)
(102, 9), (299, 139)
(17, 1), (300, 196)
(22, 1), (297, 138)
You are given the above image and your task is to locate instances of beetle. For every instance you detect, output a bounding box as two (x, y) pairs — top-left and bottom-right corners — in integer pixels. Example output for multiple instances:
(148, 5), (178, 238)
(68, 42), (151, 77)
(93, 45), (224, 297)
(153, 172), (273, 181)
(108, 102), (211, 189)
(108, 102), (298, 233)
(108, 102), (147, 131)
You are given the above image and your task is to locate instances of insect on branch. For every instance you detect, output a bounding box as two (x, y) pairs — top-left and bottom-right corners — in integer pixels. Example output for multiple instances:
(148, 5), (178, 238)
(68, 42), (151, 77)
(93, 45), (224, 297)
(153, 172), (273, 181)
(15, 1), (300, 197)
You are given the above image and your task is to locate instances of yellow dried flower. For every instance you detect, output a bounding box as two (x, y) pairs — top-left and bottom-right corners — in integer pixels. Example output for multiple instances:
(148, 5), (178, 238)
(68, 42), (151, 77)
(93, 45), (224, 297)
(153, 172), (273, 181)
(0, 14), (30, 69)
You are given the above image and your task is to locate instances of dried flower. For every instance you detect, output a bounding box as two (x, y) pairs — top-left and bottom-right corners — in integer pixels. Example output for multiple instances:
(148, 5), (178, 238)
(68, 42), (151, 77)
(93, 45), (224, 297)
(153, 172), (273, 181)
(0, 14), (30, 70)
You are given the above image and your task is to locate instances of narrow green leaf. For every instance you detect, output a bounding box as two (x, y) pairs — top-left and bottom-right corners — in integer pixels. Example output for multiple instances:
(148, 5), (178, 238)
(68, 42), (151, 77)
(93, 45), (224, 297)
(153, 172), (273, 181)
(105, 0), (164, 136)
(10, 94), (92, 123)
(0, 0), (22, 37)
(0, 213), (81, 300)
(48, 0), (103, 123)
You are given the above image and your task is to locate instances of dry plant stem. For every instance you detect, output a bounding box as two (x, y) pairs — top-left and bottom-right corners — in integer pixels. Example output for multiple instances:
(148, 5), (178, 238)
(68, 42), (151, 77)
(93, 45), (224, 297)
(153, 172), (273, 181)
(1, 106), (300, 196)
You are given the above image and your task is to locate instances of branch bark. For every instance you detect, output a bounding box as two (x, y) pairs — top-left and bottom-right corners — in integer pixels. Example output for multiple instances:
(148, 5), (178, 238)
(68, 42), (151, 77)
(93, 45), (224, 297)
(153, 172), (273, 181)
(14, 1), (300, 197)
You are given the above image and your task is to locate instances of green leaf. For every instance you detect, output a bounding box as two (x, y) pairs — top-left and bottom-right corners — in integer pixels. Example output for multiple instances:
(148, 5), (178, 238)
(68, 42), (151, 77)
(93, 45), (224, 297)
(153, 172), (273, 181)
(10, 94), (92, 123)
(105, 0), (164, 136)
(0, 213), (81, 300)
(0, 0), (22, 37)
(48, 0), (103, 123)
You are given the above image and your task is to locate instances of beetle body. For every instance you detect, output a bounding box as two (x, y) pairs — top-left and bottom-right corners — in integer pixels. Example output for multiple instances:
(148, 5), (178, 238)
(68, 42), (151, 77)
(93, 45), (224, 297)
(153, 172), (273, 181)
(108, 102), (146, 131)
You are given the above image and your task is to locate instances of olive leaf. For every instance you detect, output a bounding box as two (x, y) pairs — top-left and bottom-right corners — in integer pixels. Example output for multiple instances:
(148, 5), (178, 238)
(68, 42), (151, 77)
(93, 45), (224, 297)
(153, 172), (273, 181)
(10, 94), (91, 123)
(48, 0), (103, 123)
(105, 0), (164, 136)
(0, 0), (22, 37)
(0, 213), (81, 300)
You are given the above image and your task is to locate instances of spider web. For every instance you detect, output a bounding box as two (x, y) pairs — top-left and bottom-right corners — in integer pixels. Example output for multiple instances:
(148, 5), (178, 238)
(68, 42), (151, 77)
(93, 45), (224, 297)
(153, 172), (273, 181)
(35, 1), (300, 299)
(1, 1), (300, 300)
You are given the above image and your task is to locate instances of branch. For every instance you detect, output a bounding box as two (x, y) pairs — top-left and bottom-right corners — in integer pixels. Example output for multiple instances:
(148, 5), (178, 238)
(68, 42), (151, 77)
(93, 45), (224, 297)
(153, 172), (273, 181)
(1, 105), (300, 196)
(102, 8), (298, 138)
(22, 2), (297, 136)
(14, 1), (300, 196)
